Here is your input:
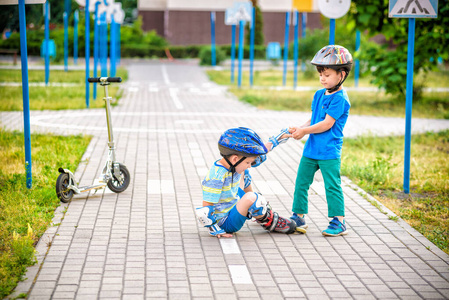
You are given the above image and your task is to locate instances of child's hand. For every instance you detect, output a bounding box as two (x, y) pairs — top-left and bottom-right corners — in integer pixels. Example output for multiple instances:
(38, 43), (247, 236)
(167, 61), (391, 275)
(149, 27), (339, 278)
(291, 128), (306, 140)
(288, 127), (297, 134)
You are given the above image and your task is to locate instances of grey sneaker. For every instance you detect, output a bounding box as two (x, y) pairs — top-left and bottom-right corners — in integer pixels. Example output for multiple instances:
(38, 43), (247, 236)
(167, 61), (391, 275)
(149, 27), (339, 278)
(291, 213), (308, 234)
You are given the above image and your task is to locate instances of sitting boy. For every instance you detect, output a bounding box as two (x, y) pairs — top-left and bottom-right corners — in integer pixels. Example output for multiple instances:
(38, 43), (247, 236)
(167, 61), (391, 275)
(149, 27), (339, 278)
(196, 127), (297, 237)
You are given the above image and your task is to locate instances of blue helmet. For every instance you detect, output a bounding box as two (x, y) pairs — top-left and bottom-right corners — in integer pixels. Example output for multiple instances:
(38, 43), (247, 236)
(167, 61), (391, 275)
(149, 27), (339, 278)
(218, 127), (268, 157)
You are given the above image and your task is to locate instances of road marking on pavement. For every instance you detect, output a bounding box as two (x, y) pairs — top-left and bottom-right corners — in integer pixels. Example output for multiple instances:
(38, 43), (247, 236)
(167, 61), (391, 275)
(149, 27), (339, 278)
(148, 179), (175, 194)
(228, 265), (253, 284)
(168, 88), (183, 110)
(161, 65), (170, 84)
(175, 120), (204, 125)
(219, 239), (241, 254)
(28, 112), (311, 134)
(253, 180), (288, 195)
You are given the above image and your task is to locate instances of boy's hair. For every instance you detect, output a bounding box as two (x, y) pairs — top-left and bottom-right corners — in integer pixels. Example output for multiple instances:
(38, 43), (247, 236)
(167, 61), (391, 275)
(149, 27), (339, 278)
(316, 66), (344, 74)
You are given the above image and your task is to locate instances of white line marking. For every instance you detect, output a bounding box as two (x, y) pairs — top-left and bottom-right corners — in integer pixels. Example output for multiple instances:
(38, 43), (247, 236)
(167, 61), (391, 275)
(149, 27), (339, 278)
(169, 88), (183, 110)
(28, 112), (313, 134)
(253, 180), (273, 195)
(148, 180), (174, 194)
(188, 142), (200, 149)
(161, 65), (170, 85)
(196, 168), (208, 177)
(193, 157), (206, 167)
(190, 149), (203, 157)
(219, 239), (241, 254)
(266, 181), (288, 195)
(175, 120), (203, 125)
(228, 265), (253, 284)
(249, 180), (289, 195)
(148, 180), (161, 194)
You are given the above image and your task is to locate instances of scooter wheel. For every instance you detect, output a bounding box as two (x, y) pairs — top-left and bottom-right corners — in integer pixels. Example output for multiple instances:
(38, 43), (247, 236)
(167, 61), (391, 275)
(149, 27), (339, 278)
(56, 173), (74, 203)
(107, 163), (130, 193)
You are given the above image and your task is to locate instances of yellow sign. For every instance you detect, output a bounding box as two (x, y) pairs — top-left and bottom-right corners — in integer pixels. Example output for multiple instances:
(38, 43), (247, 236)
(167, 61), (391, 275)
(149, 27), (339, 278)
(292, 0), (314, 12)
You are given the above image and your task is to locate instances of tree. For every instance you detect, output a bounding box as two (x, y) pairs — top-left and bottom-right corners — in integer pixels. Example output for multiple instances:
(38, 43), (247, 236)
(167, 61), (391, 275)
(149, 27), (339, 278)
(245, 0), (264, 46)
(347, 1), (449, 99)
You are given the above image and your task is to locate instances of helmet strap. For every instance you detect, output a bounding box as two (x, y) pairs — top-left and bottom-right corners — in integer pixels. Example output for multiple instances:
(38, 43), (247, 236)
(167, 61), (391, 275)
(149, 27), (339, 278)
(223, 156), (247, 183)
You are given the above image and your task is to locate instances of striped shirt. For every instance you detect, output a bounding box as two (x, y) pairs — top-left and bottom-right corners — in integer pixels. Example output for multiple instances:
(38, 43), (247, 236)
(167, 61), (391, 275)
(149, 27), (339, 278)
(202, 161), (241, 221)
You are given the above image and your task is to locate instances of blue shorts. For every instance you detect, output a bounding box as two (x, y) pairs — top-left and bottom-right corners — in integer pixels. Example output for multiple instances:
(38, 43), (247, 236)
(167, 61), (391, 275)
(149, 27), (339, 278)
(218, 188), (250, 233)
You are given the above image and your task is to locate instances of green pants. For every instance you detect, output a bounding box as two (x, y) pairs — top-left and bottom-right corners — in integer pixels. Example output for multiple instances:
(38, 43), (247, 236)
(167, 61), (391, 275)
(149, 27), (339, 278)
(292, 156), (345, 217)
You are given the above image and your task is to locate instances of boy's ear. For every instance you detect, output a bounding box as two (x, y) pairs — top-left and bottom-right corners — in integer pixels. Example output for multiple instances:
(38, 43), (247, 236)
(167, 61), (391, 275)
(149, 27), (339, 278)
(229, 154), (239, 164)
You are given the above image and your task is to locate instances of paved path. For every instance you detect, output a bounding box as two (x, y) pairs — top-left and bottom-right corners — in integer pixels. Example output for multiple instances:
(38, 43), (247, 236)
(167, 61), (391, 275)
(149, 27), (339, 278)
(3, 61), (449, 300)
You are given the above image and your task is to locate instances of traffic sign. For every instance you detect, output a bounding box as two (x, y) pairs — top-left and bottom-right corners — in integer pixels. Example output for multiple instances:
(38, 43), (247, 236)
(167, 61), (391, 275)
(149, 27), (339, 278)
(389, 0), (438, 18)
(292, 0), (319, 13)
(318, 0), (351, 19)
(225, 2), (252, 25)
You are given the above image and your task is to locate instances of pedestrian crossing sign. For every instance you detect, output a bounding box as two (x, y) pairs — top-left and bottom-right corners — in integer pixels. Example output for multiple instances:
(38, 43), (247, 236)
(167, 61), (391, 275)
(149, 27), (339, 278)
(389, 0), (438, 18)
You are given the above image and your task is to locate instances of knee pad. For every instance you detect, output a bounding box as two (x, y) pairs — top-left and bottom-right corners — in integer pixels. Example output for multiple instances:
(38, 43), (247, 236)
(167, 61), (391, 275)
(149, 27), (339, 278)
(248, 193), (268, 218)
(195, 206), (217, 227)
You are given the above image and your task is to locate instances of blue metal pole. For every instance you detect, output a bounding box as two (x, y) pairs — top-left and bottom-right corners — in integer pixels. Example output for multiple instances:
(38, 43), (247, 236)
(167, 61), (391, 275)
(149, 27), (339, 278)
(354, 30), (361, 88)
(74, 10), (79, 65)
(210, 12), (216, 66)
(45, 1), (49, 85)
(293, 10), (299, 89)
(85, 0), (90, 108)
(403, 18), (415, 194)
(249, 7), (255, 87)
(64, 12), (68, 72)
(283, 11), (290, 87)
(117, 24), (121, 65)
(237, 20), (244, 88)
(329, 19), (335, 45)
(18, 0), (32, 189)
(110, 15), (116, 77)
(93, 3), (100, 99)
(301, 12), (307, 72)
(100, 13), (108, 77)
(231, 24), (236, 83)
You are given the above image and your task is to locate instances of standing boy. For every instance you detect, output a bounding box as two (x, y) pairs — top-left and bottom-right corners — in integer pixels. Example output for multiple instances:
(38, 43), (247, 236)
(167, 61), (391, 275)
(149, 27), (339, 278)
(288, 45), (353, 236)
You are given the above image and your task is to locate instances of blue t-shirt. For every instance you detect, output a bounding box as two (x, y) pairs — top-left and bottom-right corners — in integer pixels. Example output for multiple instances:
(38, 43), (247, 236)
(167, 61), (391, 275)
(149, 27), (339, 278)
(303, 88), (350, 160)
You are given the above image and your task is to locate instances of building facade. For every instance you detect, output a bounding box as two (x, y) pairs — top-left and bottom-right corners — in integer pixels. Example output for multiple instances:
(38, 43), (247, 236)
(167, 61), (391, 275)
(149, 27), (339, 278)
(138, 0), (322, 46)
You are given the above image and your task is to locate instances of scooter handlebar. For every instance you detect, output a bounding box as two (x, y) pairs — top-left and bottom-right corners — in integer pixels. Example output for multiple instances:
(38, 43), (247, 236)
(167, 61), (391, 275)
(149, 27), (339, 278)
(88, 77), (122, 83)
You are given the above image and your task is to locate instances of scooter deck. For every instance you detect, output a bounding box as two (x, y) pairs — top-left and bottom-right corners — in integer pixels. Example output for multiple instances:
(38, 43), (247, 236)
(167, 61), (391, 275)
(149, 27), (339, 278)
(79, 183), (106, 193)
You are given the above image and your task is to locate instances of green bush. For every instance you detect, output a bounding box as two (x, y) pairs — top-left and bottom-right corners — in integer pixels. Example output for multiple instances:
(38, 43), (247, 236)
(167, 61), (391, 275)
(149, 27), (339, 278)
(0, 15), (168, 61)
(199, 46), (226, 65)
(220, 45), (266, 60)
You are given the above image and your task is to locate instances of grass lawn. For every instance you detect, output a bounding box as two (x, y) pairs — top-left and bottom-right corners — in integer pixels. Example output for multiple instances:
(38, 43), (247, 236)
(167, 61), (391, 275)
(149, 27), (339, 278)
(341, 131), (449, 254)
(206, 68), (449, 119)
(0, 129), (91, 299)
(0, 67), (127, 297)
(0, 68), (128, 111)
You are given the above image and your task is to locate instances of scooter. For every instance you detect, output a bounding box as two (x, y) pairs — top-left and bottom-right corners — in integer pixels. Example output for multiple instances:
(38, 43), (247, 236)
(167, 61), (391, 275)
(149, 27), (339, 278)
(56, 77), (130, 202)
